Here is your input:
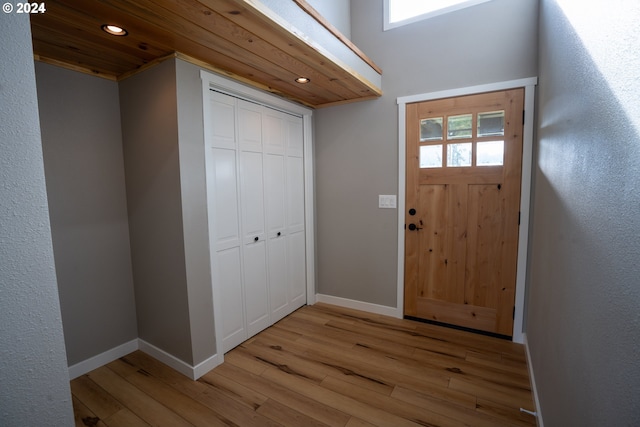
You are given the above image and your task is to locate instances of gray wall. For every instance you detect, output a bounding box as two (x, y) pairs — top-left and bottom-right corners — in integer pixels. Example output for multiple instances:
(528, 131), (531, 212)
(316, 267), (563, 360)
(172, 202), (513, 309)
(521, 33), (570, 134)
(315, 0), (538, 306)
(120, 59), (193, 363)
(175, 59), (216, 364)
(36, 62), (138, 366)
(120, 58), (216, 366)
(0, 14), (74, 426)
(307, 0), (351, 39)
(527, 0), (640, 425)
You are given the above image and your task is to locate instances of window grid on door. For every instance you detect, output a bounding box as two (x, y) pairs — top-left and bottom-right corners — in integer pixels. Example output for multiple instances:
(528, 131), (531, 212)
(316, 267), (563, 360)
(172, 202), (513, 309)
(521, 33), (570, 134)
(419, 110), (505, 169)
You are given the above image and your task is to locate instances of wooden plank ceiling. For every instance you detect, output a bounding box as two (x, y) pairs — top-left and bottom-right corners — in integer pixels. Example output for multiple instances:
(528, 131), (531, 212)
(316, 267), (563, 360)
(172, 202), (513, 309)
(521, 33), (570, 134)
(30, 0), (382, 108)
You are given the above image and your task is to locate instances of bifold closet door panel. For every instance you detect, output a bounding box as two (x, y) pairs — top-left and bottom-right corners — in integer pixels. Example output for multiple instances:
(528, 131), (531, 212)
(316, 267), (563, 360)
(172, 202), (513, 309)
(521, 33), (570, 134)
(239, 151), (266, 244)
(211, 148), (241, 250)
(238, 100), (262, 152)
(287, 118), (304, 157)
(263, 110), (286, 155)
(239, 150), (270, 336)
(265, 153), (289, 322)
(210, 146), (246, 353)
(243, 239), (270, 336)
(288, 231), (306, 307)
(287, 156), (305, 233)
(217, 247), (246, 352)
(286, 155), (306, 309)
(208, 92), (236, 150)
(264, 153), (286, 234)
(268, 236), (288, 322)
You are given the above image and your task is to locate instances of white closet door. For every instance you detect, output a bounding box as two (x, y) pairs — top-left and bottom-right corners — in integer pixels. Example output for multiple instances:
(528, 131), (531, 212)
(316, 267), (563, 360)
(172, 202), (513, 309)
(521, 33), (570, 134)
(263, 111), (285, 155)
(286, 154), (306, 308)
(211, 150), (245, 351)
(238, 101), (262, 152)
(264, 154), (286, 233)
(265, 153), (289, 322)
(216, 247), (245, 352)
(239, 151), (265, 243)
(287, 117), (304, 158)
(287, 231), (306, 307)
(208, 92), (236, 150)
(211, 149), (240, 250)
(239, 117), (270, 337)
(287, 156), (305, 234)
(207, 89), (307, 354)
(243, 239), (269, 336)
(208, 92), (246, 353)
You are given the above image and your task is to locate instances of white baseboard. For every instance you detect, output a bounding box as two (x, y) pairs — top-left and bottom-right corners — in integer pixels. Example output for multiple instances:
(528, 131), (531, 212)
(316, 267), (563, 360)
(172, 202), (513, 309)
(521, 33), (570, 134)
(523, 333), (544, 427)
(68, 339), (139, 380)
(314, 294), (400, 318)
(138, 339), (222, 380)
(68, 339), (222, 381)
(193, 352), (223, 379)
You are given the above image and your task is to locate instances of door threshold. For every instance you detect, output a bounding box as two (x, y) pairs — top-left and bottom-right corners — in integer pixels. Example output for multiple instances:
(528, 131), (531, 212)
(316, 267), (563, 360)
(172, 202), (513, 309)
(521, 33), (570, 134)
(404, 315), (513, 341)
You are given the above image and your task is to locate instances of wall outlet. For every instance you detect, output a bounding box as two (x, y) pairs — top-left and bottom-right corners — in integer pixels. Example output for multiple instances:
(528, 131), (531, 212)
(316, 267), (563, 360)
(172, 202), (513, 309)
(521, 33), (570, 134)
(379, 195), (397, 209)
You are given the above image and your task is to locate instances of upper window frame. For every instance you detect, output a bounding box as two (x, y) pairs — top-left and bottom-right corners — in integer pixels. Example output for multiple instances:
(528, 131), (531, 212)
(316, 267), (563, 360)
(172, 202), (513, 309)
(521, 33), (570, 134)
(383, 0), (493, 31)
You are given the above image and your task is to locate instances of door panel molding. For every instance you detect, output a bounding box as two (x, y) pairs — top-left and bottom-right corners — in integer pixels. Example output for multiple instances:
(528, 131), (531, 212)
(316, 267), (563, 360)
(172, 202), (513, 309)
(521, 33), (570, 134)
(396, 77), (537, 343)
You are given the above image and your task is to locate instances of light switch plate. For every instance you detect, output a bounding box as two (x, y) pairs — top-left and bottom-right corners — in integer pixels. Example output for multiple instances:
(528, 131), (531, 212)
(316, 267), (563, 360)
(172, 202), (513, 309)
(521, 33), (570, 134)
(379, 195), (397, 209)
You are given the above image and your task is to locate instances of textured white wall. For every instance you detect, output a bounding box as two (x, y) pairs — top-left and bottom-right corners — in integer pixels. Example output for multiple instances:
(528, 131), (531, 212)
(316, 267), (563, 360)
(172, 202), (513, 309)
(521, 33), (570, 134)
(528, 0), (640, 425)
(0, 14), (74, 426)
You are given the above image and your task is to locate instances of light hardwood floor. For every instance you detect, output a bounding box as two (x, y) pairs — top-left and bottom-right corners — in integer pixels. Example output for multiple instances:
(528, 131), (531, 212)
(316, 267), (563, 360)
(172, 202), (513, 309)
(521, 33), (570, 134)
(71, 303), (537, 427)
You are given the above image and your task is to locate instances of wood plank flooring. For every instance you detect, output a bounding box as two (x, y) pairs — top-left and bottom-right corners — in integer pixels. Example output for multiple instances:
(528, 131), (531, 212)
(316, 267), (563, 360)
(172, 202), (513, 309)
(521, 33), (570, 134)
(71, 303), (537, 427)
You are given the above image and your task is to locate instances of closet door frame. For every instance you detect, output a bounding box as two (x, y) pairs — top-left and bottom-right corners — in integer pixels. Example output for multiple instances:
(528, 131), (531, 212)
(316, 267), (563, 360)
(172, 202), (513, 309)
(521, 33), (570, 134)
(201, 70), (315, 363)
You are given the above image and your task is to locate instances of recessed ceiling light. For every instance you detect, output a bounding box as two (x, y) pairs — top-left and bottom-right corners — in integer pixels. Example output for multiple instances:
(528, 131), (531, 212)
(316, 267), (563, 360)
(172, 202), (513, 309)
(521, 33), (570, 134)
(101, 24), (128, 36)
(295, 77), (310, 84)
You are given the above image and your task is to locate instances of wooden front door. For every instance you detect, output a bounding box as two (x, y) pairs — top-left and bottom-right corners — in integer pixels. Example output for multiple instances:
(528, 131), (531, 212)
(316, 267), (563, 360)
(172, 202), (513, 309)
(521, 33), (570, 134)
(404, 89), (524, 337)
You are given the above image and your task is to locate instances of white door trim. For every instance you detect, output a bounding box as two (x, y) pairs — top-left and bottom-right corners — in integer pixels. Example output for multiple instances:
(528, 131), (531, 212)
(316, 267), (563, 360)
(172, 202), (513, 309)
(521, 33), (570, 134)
(396, 77), (537, 343)
(200, 70), (315, 361)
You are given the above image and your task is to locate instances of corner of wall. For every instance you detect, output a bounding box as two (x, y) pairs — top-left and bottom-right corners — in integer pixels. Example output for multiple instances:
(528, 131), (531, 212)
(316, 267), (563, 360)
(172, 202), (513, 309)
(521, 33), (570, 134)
(119, 58), (194, 366)
(175, 58), (217, 365)
(139, 339), (222, 380)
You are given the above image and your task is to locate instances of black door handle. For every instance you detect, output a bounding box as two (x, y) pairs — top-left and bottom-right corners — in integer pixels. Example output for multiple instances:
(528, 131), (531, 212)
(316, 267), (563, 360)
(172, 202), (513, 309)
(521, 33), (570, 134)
(408, 223), (422, 231)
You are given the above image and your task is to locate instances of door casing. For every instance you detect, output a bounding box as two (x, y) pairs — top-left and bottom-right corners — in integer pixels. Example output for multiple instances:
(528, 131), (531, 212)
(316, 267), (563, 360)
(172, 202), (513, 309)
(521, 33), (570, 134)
(396, 77), (537, 343)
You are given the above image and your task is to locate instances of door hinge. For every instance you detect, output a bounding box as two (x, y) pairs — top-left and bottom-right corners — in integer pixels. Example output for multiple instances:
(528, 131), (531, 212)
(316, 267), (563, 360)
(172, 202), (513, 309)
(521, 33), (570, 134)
(522, 110), (525, 125)
(518, 211), (521, 225)
(513, 306), (516, 319)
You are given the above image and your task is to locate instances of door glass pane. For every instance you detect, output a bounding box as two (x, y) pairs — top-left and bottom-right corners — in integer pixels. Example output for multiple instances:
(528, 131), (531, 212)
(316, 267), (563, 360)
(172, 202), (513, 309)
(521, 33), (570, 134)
(420, 117), (443, 141)
(477, 141), (504, 166)
(447, 114), (472, 139)
(420, 144), (442, 168)
(478, 111), (504, 137)
(447, 143), (472, 167)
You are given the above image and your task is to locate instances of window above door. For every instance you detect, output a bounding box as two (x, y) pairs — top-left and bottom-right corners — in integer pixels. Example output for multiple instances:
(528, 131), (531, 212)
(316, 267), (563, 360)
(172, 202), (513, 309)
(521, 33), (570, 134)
(383, 0), (493, 30)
